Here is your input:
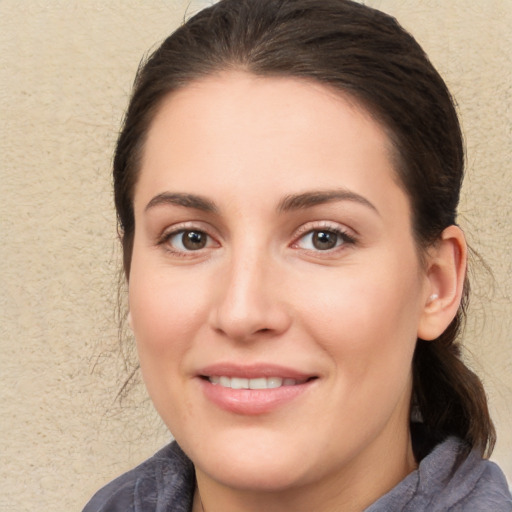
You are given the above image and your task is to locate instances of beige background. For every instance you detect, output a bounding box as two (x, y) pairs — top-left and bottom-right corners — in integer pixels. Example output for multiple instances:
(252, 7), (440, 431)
(0, 1), (510, 510)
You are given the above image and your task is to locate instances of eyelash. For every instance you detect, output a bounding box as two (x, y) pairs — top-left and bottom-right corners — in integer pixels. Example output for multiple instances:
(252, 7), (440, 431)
(157, 222), (357, 257)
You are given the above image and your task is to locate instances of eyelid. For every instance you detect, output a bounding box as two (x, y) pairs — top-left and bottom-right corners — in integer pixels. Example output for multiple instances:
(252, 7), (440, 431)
(292, 220), (356, 240)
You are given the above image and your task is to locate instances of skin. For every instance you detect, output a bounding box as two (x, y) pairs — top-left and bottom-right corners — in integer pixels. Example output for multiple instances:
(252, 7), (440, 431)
(128, 72), (466, 512)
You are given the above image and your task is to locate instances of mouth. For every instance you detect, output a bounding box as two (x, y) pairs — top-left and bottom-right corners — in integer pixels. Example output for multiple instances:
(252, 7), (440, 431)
(202, 375), (314, 389)
(197, 364), (318, 415)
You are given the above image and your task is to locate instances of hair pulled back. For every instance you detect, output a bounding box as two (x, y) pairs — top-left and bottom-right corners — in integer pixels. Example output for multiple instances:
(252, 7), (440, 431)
(113, 0), (495, 457)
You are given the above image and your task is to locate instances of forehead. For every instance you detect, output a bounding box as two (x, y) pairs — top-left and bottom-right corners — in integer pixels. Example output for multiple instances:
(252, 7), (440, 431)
(136, 71), (408, 220)
(146, 72), (385, 149)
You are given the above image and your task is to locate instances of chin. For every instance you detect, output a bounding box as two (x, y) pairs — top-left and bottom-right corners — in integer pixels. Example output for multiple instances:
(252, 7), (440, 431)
(203, 458), (308, 492)
(181, 427), (316, 491)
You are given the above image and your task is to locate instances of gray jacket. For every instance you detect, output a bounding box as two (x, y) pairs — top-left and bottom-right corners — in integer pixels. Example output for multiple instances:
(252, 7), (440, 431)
(83, 437), (511, 511)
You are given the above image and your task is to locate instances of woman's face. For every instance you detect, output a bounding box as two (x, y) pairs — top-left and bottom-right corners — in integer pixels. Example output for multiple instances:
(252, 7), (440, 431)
(129, 72), (431, 493)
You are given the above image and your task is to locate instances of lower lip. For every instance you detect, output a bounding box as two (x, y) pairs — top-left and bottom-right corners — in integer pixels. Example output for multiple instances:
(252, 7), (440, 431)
(199, 378), (314, 415)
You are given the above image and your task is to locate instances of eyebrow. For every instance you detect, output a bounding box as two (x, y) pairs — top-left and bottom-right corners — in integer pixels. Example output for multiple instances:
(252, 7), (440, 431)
(144, 188), (379, 216)
(145, 192), (218, 213)
(277, 189), (379, 215)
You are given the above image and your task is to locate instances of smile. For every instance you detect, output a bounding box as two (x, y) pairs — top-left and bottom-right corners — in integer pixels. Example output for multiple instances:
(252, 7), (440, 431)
(198, 366), (318, 415)
(207, 376), (308, 389)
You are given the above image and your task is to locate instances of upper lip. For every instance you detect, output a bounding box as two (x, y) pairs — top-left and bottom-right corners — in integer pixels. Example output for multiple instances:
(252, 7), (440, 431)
(197, 362), (316, 380)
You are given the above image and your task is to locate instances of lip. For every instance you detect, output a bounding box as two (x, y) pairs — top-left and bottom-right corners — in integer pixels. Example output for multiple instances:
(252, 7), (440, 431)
(198, 362), (314, 380)
(197, 362), (317, 415)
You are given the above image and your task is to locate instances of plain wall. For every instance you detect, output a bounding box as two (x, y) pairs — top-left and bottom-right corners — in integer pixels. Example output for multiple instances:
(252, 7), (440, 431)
(0, 1), (510, 510)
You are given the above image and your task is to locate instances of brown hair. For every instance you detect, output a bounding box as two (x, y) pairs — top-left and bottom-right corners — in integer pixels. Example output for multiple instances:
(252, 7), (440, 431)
(113, 0), (495, 457)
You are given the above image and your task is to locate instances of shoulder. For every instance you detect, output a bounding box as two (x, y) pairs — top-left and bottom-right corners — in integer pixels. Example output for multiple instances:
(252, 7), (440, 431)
(416, 437), (512, 511)
(451, 451), (512, 511)
(415, 437), (512, 511)
(367, 437), (512, 512)
(82, 441), (195, 512)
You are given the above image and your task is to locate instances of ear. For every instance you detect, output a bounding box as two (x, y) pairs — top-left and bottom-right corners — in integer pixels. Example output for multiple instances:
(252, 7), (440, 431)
(417, 225), (467, 341)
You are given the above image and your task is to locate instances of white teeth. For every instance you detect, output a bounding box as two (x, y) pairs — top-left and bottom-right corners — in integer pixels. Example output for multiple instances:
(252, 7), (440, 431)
(267, 377), (284, 388)
(231, 377), (249, 389)
(248, 377), (267, 389)
(208, 376), (300, 389)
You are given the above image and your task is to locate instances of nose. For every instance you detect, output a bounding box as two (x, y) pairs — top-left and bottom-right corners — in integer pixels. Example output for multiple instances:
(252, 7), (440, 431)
(208, 249), (292, 342)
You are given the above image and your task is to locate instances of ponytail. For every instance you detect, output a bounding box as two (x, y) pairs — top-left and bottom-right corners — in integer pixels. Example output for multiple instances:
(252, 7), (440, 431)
(412, 287), (496, 459)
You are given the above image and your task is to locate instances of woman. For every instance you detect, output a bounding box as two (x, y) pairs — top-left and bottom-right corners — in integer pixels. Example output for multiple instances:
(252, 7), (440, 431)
(84, 0), (512, 510)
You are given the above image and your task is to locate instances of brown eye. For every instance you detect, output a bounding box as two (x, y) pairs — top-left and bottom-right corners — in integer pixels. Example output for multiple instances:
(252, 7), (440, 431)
(295, 227), (355, 252)
(181, 230), (207, 250)
(312, 230), (339, 250)
(166, 229), (211, 251)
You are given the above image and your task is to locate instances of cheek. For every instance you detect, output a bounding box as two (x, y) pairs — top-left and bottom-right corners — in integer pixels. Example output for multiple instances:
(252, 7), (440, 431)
(127, 259), (215, 418)
(294, 254), (423, 385)
(129, 267), (208, 352)
(127, 267), (211, 428)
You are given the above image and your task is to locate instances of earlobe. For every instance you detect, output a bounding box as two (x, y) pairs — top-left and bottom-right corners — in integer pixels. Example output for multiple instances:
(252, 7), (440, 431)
(427, 293), (439, 304)
(417, 225), (467, 341)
